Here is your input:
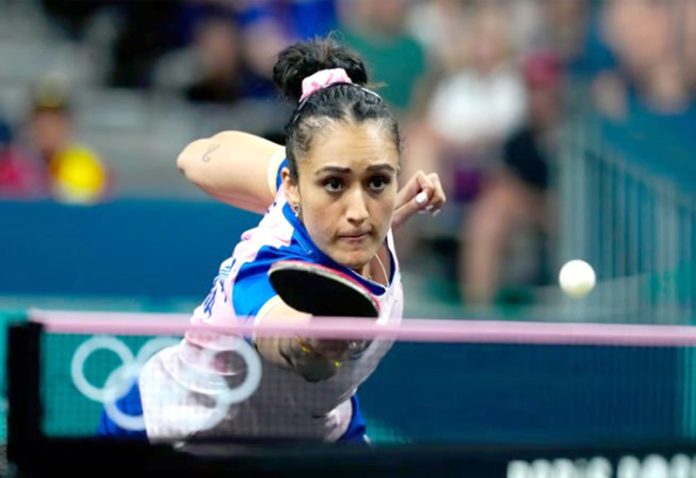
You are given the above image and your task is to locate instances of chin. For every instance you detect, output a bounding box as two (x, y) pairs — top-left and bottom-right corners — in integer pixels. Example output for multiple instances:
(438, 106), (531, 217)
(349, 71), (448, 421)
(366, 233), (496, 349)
(331, 250), (371, 271)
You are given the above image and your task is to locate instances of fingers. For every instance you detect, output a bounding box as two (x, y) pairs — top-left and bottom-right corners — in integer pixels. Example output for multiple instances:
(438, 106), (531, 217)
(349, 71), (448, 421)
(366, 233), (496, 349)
(394, 171), (446, 221)
(423, 173), (446, 216)
(392, 171), (447, 229)
(395, 171), (432, 215)
(394, 170), (426, 210)
(314, 339), (369, 361)
(297, 338), (351, 361)
(315, 339), (351, 359)
(414, 171), (434, 197)
(413, 171), (446, 214)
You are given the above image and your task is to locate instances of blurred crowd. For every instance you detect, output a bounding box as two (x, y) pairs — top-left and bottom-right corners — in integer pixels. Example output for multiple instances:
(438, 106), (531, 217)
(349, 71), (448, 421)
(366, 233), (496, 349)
(1, 0), (695, 307)
(0, 76), (110, 203)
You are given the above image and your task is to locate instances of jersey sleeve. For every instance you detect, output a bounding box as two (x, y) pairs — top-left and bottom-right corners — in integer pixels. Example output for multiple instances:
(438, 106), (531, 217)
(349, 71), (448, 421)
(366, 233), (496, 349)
(232, 244), (308, 319)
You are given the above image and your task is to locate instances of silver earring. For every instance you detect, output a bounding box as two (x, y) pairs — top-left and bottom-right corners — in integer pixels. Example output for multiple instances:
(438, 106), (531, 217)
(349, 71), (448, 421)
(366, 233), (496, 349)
(293, 205), (300, 216)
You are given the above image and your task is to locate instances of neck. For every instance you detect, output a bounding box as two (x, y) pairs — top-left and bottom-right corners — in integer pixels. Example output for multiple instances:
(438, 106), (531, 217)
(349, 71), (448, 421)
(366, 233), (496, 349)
(366, 249), (390, 285)
(355, 263), (371, 277)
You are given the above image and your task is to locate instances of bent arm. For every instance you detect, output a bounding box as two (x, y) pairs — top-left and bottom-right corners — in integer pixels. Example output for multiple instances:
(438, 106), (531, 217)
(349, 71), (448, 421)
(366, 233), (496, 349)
(177, 131), (285, 214)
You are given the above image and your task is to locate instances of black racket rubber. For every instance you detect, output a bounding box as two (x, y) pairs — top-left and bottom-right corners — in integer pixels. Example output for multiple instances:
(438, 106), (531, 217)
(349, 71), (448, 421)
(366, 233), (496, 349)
(268, 261), (379, 318)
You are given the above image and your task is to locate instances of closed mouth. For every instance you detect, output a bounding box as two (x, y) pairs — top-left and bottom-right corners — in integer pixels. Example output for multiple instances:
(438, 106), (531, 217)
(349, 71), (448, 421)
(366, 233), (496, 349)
(338, 231), (371, 239)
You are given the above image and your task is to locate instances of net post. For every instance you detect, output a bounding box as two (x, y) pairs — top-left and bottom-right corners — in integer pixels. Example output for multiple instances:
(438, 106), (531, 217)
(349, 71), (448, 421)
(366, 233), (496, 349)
(6, 321), (44, 467)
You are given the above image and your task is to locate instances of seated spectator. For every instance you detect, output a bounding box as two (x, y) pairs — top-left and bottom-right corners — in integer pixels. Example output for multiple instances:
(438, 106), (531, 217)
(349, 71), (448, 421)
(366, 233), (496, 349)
(404, 3), (526, 203)
(154, 13), (281, 104)
(237, 13), (291, 100)
(462, 52), (563, 305)
(337, 0), (427, 114)
(594, 0), (696, 187)
(15, 78), (110, 204)
(184, 16), (246, 105)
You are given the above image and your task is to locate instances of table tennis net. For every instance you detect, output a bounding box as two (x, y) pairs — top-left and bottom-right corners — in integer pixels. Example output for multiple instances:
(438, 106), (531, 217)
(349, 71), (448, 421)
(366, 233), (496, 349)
(12, 309), (696, 448)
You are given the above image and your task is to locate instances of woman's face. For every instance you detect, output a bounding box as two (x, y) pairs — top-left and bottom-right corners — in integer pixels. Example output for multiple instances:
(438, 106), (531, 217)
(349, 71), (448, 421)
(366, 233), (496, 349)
(283, 121), (399, 271)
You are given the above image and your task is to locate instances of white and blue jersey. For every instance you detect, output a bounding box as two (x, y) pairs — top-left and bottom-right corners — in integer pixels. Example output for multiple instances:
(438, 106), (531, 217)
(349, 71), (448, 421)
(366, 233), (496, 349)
(100, 160), (404, 442)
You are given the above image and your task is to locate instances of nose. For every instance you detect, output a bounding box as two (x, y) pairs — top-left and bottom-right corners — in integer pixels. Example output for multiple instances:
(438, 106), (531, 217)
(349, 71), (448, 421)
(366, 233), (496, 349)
(345, 187), (369, 225)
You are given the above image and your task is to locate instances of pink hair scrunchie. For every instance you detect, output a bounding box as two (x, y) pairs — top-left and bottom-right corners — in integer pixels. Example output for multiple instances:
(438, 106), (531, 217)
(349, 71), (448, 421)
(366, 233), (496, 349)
(299, 68), (353, 102)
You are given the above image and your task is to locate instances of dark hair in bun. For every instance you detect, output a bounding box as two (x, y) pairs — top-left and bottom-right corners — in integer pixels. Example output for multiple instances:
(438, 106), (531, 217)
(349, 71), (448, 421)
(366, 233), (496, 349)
(273, 37), (369, 103)
(272, 37), (400, 180)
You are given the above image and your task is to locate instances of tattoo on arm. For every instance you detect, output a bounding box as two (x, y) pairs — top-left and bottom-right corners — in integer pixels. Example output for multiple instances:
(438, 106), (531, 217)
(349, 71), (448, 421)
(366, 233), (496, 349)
(202, 143), (221, 163)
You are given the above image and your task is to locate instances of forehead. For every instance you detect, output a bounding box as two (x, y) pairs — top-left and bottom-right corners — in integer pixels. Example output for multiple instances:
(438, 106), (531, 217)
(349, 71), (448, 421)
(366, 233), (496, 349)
(303, 121), (399, 169)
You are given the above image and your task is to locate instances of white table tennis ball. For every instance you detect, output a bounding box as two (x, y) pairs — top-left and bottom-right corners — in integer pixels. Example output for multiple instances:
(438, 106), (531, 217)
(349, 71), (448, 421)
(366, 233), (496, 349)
(559, 260), (596, 298)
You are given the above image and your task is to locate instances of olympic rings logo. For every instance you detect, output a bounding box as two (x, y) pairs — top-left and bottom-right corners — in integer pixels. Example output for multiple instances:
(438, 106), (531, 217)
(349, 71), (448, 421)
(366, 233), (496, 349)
(71, 335), (263, 433)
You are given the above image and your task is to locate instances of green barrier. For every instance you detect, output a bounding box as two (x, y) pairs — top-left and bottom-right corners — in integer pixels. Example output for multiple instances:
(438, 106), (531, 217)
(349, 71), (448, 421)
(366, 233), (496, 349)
(43, 334), (158, 437)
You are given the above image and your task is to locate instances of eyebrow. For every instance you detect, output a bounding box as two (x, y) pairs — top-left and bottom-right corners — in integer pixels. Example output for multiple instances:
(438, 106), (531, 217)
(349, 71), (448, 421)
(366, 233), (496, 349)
(367, 164), (398, 174)
(314, 164), (398, 176)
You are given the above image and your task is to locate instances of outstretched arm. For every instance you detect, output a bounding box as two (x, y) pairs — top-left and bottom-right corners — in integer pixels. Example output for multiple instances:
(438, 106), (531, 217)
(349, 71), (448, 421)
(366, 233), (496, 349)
(254, 297), (355, 383)
(177, 131), (285, 214)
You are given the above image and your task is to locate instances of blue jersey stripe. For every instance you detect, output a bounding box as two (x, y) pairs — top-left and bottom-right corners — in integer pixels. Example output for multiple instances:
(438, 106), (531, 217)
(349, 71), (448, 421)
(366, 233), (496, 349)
(232, 242), (310, 318)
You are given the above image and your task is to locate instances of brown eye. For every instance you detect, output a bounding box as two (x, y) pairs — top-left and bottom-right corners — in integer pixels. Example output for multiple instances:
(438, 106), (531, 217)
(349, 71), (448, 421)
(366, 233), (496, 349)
(368, 175), (390, 192)
(323, 177), (344, 193)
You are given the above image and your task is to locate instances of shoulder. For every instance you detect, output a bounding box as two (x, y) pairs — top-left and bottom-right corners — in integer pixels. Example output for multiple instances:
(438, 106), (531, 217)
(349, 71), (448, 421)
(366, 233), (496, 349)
(229, 205), (316, 318)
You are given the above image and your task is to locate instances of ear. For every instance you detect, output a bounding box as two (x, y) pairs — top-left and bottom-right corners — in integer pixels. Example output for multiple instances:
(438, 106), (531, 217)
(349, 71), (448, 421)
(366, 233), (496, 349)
(281, 167), (300, 208)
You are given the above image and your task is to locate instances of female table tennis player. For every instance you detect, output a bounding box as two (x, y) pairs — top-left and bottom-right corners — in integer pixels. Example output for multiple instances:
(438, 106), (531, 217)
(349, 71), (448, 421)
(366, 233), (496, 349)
(99, 37), (445, 443)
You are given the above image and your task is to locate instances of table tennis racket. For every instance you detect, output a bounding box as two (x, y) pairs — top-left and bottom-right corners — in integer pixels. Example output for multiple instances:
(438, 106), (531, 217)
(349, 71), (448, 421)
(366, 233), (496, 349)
(268, 260), (380, 318)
